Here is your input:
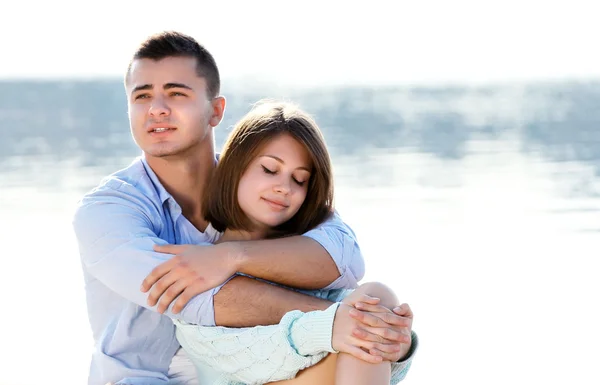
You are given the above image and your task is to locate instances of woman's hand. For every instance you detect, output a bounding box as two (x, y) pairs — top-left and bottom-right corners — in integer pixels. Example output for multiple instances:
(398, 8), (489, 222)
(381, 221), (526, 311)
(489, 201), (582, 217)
(333, 293), (413, 363)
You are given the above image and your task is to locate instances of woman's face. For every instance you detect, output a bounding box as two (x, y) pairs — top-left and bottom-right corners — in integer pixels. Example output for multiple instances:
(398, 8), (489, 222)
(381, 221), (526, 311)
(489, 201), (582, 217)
(237, 133), (312, 235)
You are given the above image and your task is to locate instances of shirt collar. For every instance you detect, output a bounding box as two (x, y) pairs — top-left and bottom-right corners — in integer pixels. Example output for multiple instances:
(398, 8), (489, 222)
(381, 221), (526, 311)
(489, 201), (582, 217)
(140, 155), (172, 205)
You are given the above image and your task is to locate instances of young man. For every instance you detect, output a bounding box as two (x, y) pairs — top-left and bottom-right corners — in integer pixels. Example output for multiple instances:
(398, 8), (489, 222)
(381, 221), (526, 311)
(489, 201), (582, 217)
(73, 31), (415, 385)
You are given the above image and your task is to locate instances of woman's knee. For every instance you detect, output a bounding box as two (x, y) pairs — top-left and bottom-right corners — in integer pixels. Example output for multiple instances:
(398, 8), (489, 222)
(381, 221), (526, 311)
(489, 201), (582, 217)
(353, 281), (399, 309)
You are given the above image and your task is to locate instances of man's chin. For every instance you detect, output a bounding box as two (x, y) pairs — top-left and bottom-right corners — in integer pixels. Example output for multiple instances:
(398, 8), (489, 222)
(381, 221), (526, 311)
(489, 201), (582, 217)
(144, 144), (186, 158)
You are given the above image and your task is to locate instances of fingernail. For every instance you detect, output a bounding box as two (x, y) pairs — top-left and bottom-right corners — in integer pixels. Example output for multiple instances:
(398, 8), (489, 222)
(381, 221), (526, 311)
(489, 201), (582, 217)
(349, 309), (360, 317)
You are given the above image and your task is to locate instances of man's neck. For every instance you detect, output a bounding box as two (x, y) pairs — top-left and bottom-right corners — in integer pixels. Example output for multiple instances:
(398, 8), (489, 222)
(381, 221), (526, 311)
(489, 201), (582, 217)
(145, 149), (215, 232)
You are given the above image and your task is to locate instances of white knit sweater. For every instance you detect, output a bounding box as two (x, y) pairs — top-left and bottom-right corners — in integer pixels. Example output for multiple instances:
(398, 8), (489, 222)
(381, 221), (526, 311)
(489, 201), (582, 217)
(175, 293), (417, 384)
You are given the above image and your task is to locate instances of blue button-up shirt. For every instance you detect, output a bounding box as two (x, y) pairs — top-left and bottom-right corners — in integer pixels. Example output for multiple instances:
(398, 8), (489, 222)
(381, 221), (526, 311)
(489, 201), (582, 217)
(72, 156), (365, 385)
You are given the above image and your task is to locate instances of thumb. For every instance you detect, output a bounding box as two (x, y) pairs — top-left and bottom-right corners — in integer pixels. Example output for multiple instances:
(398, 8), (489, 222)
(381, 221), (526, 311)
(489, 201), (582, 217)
(393, 303), (413, 318)
(153, 243), (181, 254)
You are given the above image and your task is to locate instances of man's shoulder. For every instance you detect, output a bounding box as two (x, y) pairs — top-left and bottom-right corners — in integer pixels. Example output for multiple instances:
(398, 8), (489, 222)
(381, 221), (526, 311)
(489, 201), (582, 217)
(84, 158), (146, 194)
(75, 157), (160, 212)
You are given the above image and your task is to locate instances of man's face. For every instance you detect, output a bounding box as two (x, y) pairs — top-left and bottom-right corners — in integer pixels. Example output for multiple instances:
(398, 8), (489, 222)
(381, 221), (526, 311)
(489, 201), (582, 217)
(125, 56), (220, 158)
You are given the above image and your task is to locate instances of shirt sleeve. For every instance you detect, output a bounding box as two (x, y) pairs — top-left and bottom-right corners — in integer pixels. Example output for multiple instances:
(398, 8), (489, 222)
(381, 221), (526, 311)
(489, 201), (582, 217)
(175, 303), (341, 385)
(72, 184), (217, 326)
(390, 331), (419, 384)
(302, 210), (366, 290)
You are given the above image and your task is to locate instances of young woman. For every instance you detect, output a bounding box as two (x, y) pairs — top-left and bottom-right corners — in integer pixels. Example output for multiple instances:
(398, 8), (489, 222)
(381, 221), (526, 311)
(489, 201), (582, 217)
(160, 100), (416, 384)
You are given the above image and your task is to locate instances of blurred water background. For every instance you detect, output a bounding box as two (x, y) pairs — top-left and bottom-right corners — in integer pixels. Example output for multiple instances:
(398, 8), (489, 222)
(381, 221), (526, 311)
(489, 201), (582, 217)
(1, 79), (598, 384)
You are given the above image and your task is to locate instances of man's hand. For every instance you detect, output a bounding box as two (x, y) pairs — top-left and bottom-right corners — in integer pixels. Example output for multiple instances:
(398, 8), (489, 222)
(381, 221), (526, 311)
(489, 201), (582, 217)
(140, 243), (239, 313)
(350, 300), (413, 362)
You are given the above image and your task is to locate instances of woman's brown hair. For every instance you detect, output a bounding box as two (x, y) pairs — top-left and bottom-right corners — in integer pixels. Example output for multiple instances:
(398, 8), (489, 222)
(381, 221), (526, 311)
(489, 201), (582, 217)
(203, 100), (334, 237)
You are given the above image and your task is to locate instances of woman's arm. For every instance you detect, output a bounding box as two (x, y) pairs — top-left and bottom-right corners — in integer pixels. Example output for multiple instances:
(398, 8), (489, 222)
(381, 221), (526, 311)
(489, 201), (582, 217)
(175, 304), (339, 385)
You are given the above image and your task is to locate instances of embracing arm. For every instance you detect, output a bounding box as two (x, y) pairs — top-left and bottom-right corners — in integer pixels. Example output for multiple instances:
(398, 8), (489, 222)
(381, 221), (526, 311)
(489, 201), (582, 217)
(72, 186), (215, 325)
(213, 275), (332, 327)
(229, 211), (365, 290)
(143, 211), (366, 318)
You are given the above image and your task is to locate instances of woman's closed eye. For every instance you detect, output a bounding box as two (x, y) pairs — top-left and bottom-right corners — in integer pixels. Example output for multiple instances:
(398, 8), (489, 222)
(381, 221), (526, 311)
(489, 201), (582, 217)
(261, 165), (276, 175)
(262, 165), (308, 186)
(292, 177), (306, 186)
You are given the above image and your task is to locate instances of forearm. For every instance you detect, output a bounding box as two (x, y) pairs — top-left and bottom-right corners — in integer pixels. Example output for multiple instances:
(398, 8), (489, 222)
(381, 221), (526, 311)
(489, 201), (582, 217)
(213, 275), (333, 327)
(175, 304), (340, 384)
(83, 238), (214, 325)
(230, 236), (341, 289)
(73, 200), (214, 325)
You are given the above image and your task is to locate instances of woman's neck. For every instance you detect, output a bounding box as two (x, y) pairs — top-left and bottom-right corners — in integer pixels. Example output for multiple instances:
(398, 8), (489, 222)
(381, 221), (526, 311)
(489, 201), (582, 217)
(218, 228), (269, 243)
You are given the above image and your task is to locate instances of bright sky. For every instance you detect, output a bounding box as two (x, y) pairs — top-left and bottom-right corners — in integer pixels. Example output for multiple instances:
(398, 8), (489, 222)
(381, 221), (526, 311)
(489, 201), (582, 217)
(3, 0), (599, 86)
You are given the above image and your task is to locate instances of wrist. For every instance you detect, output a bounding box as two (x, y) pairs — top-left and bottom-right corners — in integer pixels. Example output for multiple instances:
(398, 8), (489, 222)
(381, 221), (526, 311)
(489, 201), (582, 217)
(219, 241), (246, 272)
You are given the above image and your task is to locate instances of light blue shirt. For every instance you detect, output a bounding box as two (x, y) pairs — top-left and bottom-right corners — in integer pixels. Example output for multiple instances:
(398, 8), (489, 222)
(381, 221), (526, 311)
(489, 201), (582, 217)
(72, 156), (366, 385)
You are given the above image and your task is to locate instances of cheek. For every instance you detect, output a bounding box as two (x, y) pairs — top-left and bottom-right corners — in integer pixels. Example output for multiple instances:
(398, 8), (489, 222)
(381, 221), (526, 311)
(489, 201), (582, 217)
(237, 173), (257, 203)
(237, 179), (248, 204)
(129, 105), (149, 128)
(180, 102), (208, 124)
(292, 187), (308, 208)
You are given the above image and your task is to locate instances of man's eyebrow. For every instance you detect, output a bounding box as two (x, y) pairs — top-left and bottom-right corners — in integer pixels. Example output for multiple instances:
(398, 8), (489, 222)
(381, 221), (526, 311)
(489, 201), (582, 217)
(164, 83), (193, 90)
(132, 84), (152, 93)
(131, 83), (193, 93)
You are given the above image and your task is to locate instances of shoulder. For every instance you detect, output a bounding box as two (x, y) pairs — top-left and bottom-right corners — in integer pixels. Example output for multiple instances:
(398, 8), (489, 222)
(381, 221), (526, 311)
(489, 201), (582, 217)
(73, 158), (161, 224)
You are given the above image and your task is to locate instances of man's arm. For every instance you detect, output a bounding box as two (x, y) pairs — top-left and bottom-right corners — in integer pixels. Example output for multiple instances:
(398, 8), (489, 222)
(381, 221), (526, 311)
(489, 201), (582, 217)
(143, 211), (366, 315)
(213, 275), (332, 327)
(73, 188), (215, 325)
(232, 211), (365, 289)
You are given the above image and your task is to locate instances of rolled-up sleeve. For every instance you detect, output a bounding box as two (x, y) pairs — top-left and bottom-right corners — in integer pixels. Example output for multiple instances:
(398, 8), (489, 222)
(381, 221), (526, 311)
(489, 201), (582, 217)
(72, 185), (216, 326)
(302, 211), (365, 290)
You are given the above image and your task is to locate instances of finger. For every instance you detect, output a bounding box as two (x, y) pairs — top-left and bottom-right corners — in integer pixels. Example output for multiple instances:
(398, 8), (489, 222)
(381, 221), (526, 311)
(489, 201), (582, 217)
(354, 326), (411, 344)
(350, 309), (410, 328)
(141, 257), (179, 292)
(350, 334), (402, 354)
(156, 277), (193, 313)
(369, 348), (402, 362)
(153, 244), (184, 254)
(172, 281), (207, 314)
(342, 345), (383, 364)
(393, 303), (413, 318)
(354, 302), (393, 314)
(146, 268), (183, 307)
(358, 310), (412, 328)
(361, 341), (401, 354)
(357, 294), (381, 305)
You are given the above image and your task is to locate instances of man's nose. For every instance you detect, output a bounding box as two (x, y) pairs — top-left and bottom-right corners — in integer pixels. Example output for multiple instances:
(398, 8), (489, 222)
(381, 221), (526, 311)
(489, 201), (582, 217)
(148, 97), (170, 117)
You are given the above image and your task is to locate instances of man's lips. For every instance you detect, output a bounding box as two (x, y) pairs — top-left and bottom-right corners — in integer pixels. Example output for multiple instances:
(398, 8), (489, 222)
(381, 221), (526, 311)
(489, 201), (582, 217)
(147, 124), (177, 133)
